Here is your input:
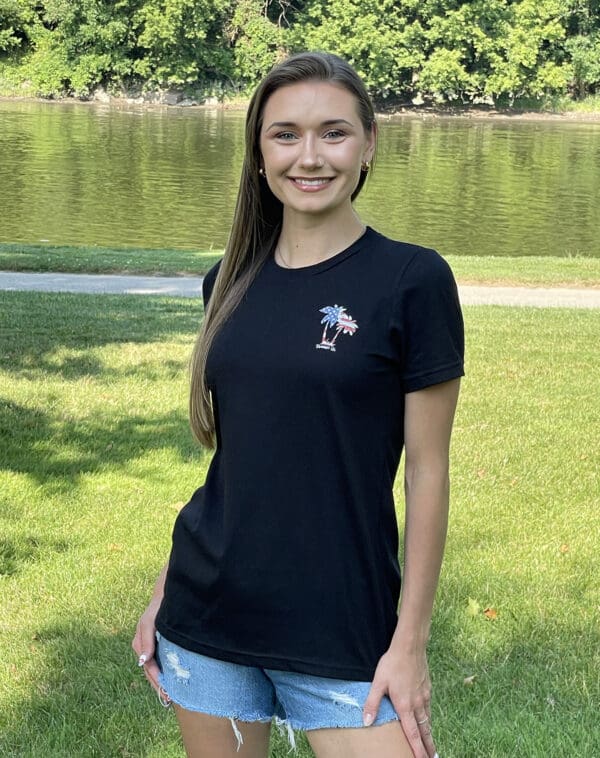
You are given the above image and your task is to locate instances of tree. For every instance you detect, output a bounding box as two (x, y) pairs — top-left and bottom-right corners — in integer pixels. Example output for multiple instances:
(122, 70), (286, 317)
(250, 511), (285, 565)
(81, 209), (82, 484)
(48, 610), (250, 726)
(226, 0), (284, 87)
(287, 0), (425, 100)
(132, 0), (232, 87)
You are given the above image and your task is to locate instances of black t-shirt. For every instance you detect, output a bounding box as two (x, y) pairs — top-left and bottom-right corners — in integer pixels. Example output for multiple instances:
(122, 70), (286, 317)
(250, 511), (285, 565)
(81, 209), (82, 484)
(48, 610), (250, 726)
(156, 227), (464, 681)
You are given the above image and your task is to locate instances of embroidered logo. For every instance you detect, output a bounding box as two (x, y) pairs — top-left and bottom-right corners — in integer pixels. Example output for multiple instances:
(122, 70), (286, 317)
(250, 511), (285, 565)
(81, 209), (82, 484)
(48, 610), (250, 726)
(316, 305), (359, 352)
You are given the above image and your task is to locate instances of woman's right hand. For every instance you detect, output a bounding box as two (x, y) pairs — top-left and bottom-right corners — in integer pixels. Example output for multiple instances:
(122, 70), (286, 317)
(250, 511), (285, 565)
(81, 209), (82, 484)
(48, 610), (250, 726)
(132, 598), (166, 701)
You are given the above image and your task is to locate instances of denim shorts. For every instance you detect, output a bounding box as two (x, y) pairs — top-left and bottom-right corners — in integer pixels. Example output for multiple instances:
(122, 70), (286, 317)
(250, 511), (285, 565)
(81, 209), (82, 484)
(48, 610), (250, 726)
(155, 632), (398, 750)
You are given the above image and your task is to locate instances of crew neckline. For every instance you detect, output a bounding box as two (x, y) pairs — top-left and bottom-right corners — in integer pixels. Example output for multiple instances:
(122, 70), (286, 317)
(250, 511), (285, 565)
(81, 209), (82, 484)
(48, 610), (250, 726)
(268, 227), (374, 276)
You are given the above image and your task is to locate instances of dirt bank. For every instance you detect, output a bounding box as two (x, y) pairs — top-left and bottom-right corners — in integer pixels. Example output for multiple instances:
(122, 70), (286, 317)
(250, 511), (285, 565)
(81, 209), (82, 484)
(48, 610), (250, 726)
(2, 92), (600, 123)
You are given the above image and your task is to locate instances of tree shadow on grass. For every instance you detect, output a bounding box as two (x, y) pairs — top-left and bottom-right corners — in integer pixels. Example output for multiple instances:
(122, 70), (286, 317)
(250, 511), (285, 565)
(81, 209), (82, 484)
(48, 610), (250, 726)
(0, 291), (202, 379)
(0, 398), (206, 488)
(2, 603), (597, 757)
(0, 619), (179, 757)
(0, 534), (71, 577)
(1, 615), (310, 758)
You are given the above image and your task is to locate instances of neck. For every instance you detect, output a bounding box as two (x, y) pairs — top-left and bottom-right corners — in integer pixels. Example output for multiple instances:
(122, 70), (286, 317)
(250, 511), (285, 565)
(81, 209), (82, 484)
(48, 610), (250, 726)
(277, 209), (366, 268)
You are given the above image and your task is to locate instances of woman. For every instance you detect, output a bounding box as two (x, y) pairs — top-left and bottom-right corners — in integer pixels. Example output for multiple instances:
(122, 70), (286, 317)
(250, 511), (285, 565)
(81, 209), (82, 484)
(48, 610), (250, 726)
(133, 51), (464, 758)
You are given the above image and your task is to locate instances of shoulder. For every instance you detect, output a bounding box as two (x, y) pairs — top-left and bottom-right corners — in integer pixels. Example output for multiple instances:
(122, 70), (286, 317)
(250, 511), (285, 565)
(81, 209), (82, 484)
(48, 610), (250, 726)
(366, 228), (456, 290)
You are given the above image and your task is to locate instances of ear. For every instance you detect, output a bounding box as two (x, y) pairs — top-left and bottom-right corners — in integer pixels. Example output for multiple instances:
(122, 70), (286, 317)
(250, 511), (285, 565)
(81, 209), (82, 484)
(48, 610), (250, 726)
(363, 121), (377, 163)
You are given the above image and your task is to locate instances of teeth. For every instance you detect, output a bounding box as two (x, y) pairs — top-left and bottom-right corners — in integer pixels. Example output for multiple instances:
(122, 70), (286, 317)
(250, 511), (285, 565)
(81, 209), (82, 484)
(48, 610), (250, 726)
(294, 178), (330, 186)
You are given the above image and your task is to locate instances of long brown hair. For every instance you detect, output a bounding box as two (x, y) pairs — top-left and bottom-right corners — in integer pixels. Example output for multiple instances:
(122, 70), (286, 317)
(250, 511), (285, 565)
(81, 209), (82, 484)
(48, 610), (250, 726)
(190, 51), (377, 447)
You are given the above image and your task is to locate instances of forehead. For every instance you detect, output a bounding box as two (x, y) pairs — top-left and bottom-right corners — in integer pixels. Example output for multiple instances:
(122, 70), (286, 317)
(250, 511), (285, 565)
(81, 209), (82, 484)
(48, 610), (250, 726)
(261, 81), (361, 127)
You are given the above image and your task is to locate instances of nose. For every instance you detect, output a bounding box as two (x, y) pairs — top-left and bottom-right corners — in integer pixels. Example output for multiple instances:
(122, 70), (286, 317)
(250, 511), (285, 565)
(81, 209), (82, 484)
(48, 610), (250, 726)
(298, 134), (324, 170)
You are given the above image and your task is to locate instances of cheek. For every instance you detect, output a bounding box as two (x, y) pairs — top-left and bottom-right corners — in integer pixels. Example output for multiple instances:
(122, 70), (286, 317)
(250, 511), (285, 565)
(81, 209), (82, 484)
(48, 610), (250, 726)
(262, 145), (289, 171)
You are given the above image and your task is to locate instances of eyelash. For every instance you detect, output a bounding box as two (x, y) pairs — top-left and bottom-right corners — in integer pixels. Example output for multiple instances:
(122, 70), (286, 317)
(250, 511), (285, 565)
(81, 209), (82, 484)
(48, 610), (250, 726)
(274, 130), (347, 141)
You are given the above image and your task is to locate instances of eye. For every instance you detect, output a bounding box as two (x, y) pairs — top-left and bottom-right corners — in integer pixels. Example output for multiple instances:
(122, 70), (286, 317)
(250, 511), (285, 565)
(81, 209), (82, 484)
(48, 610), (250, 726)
(323, 129), (346, 140)
(275, 131), (297, 141)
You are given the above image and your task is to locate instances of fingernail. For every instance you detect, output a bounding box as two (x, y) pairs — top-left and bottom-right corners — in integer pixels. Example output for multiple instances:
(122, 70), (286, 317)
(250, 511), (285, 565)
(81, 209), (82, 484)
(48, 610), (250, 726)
(363, 713), (374, 727)
(137, 653), (147, 667)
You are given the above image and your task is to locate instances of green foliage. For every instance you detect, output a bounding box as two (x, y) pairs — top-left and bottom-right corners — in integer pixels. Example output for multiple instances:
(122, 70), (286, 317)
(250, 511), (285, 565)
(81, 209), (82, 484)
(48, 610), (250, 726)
(565, 33), (600, 96)
(287, 0), (425, 99)
(228, 0), (283, 86)
(0, 1), (22, 51)
(0, 0), (38, 52)
(132, 0), (232, 87)
(484, 0), (571, 100)
(1, 0), (600, 103)
(23, 28), (71, 96)
(4, 1), (140, 96)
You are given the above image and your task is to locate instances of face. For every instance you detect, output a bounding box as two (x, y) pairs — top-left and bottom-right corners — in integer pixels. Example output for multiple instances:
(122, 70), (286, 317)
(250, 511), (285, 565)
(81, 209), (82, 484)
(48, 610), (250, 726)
(258, 81), (375, 222)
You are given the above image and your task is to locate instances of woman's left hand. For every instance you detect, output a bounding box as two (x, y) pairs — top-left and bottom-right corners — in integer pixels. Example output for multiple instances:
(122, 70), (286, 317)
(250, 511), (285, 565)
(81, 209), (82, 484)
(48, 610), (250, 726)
(362, 647), (437, 758)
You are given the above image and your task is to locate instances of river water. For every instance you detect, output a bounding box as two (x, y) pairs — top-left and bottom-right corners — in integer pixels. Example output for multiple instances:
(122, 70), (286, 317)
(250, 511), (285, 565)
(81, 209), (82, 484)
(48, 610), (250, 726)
(1, 101), (599, 257)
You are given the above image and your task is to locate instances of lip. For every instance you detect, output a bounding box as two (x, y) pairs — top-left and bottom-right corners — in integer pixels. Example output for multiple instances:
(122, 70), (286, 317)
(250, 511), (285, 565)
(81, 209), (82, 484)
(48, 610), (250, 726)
(288, 177), (334, 192)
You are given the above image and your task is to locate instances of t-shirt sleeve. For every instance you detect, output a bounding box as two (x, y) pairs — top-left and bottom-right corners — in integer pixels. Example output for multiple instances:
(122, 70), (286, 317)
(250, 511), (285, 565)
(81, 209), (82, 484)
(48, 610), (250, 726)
(202, 260), (222, 310)
(391, 248), (465, 393)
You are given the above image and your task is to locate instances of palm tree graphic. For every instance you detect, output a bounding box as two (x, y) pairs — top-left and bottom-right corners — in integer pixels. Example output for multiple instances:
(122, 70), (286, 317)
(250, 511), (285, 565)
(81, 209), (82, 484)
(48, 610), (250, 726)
(317, 305), (358, 352)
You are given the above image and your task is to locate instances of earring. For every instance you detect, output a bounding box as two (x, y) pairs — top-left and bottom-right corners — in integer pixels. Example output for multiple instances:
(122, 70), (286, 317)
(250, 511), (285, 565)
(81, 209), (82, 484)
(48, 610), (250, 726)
(361, 160), (371, 173)
(259, 167), (265, 177)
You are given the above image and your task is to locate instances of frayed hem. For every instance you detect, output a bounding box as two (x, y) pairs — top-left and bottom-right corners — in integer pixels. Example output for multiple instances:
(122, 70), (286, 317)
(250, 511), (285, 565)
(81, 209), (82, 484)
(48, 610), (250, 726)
(299, 713), (400, 731)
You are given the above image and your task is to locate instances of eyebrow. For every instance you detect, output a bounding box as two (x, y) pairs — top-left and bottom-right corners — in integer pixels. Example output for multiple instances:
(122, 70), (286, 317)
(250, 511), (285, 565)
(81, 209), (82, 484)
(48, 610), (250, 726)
(265, 118), (355, 131)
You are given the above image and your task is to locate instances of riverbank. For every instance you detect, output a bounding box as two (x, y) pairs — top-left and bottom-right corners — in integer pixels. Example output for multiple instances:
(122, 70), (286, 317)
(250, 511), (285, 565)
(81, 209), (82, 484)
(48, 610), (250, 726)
(1, 243), (599, 288)
(2, 90), (600, 123)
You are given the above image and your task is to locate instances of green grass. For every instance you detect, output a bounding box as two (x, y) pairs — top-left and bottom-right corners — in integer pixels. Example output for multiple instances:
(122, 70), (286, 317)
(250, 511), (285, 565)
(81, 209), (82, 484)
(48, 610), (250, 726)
(445, 255), (600, 288)
(1, 293), (598, 756)
(0, 242), (223, 277)
(2, 242), (600, 287)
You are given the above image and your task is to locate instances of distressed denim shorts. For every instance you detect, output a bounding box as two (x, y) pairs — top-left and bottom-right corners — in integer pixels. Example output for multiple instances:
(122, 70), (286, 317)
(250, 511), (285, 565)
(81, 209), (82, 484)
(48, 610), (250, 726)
(155, 632), (398, 749)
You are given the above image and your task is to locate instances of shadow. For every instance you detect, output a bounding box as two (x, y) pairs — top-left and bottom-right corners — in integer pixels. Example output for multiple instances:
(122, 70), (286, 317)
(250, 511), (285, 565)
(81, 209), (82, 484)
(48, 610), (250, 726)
(0, 398), (205, 487)
(0, 291), (202, 379)
(0, 619), (179, 756)
(0, 619), (312, 758)
(2, 598), (596, 756)
(0, 534), (71, 577)
(0, 612), (311, 757)
(0, 290), (210, 486)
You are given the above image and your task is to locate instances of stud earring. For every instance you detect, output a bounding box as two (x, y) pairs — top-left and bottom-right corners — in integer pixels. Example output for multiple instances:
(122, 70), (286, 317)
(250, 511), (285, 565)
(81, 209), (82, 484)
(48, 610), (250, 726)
(259, 167), (265, 177)
(361, 160), (371, 173)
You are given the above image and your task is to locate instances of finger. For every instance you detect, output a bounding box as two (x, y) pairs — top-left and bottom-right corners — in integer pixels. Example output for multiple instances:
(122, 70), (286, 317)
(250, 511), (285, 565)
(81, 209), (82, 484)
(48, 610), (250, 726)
(398, 710), (428, 758)
(415, 714), (437, 758)
(131, 627), (142, 657)
(421, 725), (437, 758)
(142, 658), (161, 691)
(141, 666), (171, 707)
(133, 622), (156, 666)
(362, 681), (386, 727)
(139, 626), (156, 662)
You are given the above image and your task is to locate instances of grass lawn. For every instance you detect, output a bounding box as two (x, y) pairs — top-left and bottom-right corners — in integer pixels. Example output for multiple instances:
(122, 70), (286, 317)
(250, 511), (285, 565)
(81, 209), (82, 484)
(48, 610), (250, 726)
(1, 293), (598, 757)
(1, 242), (600, 288)
(0, 242), (223, 278)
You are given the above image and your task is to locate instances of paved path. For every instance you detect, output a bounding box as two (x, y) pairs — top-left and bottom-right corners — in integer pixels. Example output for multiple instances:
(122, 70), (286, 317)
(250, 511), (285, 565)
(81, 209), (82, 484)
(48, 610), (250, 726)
(0, 271), (204, 297)
(1, 271), (600, 308)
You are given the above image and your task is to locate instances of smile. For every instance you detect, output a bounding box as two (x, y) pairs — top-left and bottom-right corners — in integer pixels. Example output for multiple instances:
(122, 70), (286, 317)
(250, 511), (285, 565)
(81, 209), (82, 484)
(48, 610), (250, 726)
(289, 177), (334, 191)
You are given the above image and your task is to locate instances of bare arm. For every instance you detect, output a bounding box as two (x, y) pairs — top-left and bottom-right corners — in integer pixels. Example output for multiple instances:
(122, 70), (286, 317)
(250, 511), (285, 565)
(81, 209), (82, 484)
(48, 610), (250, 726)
(393, 377), (459, 649)
(363, 378), (461, 758)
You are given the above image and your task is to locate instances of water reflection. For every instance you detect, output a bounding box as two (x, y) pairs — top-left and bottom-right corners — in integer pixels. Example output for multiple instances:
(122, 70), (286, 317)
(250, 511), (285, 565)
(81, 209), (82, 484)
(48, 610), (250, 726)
(0, 101), (598, 257)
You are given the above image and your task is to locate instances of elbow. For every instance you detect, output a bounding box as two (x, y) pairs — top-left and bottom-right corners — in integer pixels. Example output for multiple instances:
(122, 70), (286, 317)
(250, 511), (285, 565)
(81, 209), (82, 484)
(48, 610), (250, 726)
(404, 457), (450, 494)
